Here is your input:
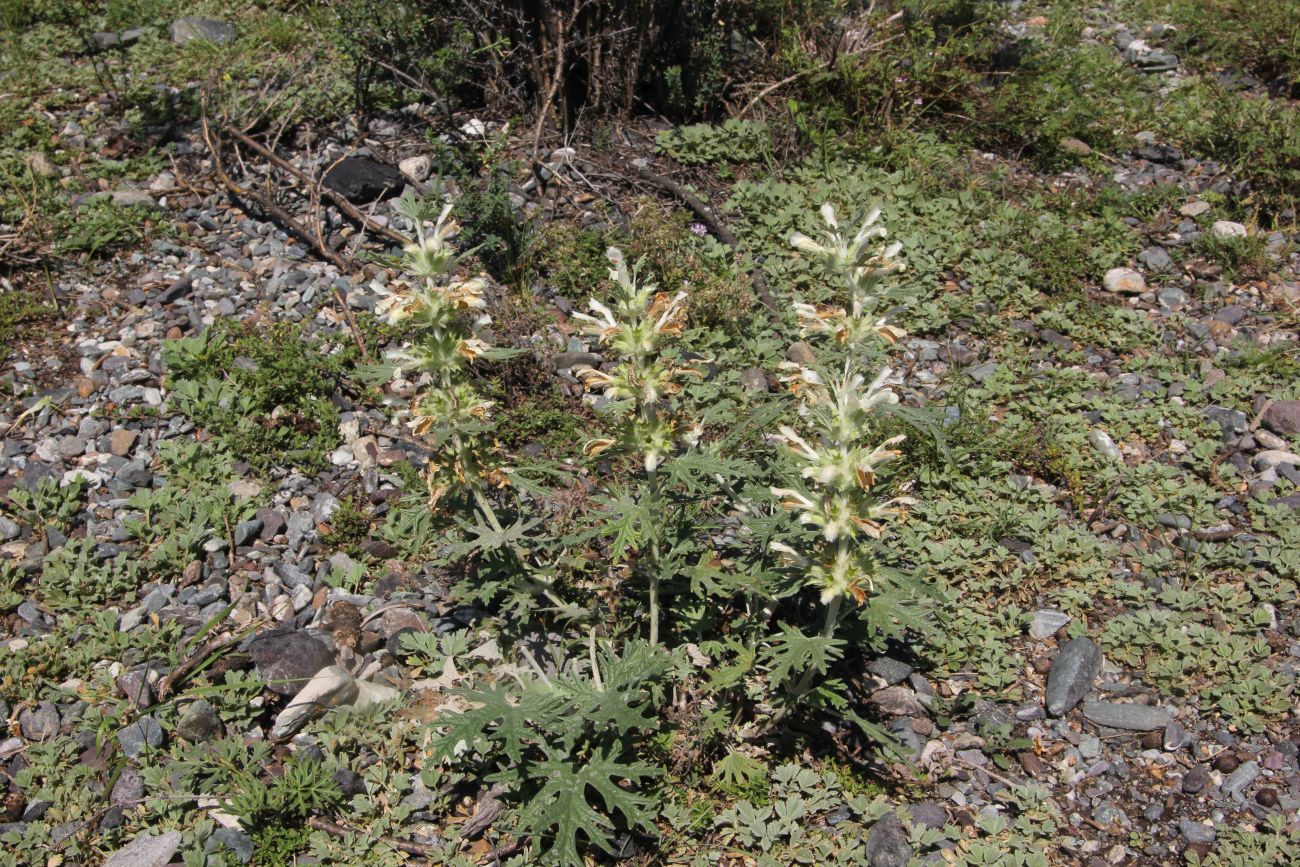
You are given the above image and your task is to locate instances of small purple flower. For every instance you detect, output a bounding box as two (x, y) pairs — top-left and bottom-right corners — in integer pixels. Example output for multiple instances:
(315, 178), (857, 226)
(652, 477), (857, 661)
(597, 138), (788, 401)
(689, 222), (708, 237)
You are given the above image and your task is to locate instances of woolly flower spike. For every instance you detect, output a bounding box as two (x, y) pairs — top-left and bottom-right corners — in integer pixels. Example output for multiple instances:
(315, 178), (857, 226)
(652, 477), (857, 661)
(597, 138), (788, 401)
(789, 203), (909, 348)
(403, 201), (461, 278)
(575, 247), (696, 473)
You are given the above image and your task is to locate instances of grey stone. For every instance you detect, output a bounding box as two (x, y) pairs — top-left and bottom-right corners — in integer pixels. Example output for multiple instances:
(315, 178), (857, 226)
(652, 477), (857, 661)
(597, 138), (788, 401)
(739, 367), (769, 392)
(311, 493), (341, 524)
(110, 769), (143, 808)
(1221, 760), (1260, 799)
(18, 701), (60, 741)
(1211, 220), (1247, 239)
(965, 362), (999, 383)
(1030, 610), (1071, 640)
(907, 802), (948, 830)
(869, 656), (913, 686)
(1093, 802), (1128, 826)
(1179, 820), (1215, 844)
(1081, 701), (1170, 731)
(104, 830), (182, 867)
(171, 17), (236, 45)
(1157, 287), (1187, 309)
(1164, 720), (1190, 751)
(256, 508), (286, 540)
(233, 518), (262, 547)
(248, 629), (335, 696)
(176, 699), (222, 742)
(1137, 247), (1173, 272)
(1046, 637), (1102, 716)
(0, 517), (18, 541)
(117, 716), (164, 757)
(863, 812), (911, 867)
(1203, 405), (1249, 438)
(1262, 400), (1300, 435)
(116, 670), (153, 708)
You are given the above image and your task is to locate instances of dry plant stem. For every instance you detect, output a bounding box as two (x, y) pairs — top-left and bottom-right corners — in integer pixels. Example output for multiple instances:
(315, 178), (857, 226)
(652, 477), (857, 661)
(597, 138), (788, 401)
(306, 817), (433, 858)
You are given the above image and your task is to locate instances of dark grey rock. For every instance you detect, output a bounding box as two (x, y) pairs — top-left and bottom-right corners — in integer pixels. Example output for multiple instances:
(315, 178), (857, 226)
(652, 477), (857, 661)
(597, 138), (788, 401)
(1203, 405), (1249, 438)
(1179, 820), (1215, 844)
(116, 670), (153, 708)
(257, 507), (286, 540)
(1045, 637), (1102, 716)
(248, 628), (334, 695)
(176, 699), (222, 742)
(233, 518), (262, 547)
(869, 656), (913, 686)
(116, 716), (164, 757)
(116, 460), (153, 488)
(18, 701), (60, 741)
(1138, 246), (1173, 272)
(1182, 766), (1210, 793)
(864, 812), (911, 867)
(907, 802), (948, 830)
(321, 157), (404, 204)
(158, 275), (194, 304)
(1081, 701), (1170, 731)
(0, 517), (18, 541)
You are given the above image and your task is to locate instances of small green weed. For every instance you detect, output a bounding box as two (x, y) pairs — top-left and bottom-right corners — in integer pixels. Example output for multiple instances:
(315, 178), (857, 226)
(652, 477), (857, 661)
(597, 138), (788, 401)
(163, 320), (353, 475)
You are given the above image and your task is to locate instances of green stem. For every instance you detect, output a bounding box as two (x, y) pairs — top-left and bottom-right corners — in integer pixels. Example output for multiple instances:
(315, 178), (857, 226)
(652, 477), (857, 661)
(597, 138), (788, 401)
(790, 593), (843, 699)
(646, 464), (662, 647)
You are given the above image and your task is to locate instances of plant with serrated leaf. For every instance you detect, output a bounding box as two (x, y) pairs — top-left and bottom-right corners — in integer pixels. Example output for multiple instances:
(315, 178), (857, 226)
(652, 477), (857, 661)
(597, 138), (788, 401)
(766, 203), (923, 711)
(425, 639), (668, 865)
(573, 247), (701, 645)
(371, 191), (511, 516)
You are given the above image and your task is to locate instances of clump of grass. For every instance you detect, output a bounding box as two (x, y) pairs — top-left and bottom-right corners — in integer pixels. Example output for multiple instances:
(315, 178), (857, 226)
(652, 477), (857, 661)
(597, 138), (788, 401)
(0, 287), (52, 355)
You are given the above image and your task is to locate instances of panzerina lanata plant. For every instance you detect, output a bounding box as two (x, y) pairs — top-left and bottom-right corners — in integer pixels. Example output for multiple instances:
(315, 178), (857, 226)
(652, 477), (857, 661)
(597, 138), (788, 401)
(573, 248), (699, 645)
(370, 193), (510, 521)
(772, 203), (916, 677)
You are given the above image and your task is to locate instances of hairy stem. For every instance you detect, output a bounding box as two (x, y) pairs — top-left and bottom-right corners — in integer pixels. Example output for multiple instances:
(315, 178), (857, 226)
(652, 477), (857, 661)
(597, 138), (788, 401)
(646, 464), (662, 647)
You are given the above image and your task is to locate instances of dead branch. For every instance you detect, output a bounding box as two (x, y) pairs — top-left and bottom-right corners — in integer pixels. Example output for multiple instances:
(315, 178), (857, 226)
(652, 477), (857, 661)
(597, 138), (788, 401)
(221, 125), (409, 248)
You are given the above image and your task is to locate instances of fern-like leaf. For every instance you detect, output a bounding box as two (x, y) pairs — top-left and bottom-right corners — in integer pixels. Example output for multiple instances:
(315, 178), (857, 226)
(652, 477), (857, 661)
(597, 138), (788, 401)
(518, 746), (660, 866)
